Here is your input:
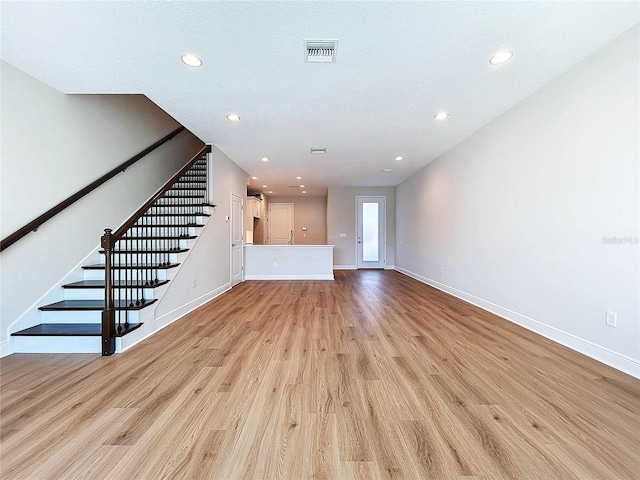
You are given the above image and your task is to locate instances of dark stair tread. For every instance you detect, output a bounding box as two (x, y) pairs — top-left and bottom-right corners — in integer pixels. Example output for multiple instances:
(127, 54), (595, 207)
(169, 187), (207, 190)
(83, 262), (180, 270)
(152, 203), (211, 207)
(62, 280), (169, 289)
(39, 299), (157, 311)
(99, 248), (189, 254)
(159, 195), (207, 199)
(131, 223), (204, 228)
(12, 323), (142, 337)
(119, 235), (196, 240)
(144, 213), (210, 217)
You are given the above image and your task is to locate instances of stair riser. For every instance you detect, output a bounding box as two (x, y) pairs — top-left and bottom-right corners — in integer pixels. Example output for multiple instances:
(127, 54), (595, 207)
(124, 226), (199, 236)
(148, 205), (211, 214)
(64, 287), (158, 301)
(40, 310), (140, 324)
(83, 269), (170, 281)
(143, 215), (208, 223)
(13, 336), (101, 354)
(99, 252), (182, 264)
(110, 238), (193, 250)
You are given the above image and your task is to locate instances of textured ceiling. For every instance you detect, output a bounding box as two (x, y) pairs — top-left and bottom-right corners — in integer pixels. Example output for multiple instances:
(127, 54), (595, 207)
(2, 1), (638, 196)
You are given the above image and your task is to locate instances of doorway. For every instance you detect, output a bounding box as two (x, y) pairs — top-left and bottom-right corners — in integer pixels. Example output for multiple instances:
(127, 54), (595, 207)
(269, 203), (294, 245)
(231, 192), (244, 286)
(356, 196), (386, 269)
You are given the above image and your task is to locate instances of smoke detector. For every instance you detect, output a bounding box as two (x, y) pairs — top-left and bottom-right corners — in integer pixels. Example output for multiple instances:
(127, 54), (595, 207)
(304, 40), (338, 63)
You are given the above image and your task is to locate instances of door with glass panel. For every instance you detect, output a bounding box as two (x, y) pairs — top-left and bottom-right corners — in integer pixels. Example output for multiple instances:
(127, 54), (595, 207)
(356, 196), (386, 269)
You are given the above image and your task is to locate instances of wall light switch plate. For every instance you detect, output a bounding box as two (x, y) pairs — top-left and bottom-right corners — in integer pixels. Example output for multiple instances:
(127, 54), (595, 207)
(339, 233), (347, 238)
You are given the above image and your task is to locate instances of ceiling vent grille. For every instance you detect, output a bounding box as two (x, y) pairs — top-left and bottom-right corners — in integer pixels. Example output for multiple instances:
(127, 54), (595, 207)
(304, 40), (338, 63)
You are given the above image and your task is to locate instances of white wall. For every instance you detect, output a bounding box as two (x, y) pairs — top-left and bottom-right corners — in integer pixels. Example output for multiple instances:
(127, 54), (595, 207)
(153, 146), (248, 325)
(327, 186), (395, 268)
(0, 62), (204, 350)
(395, 26), (639, 376)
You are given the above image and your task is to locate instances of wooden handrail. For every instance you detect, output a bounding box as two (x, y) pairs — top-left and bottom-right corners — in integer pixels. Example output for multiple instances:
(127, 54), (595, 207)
(102, 144), (212, 247)
(0, 126), (186, 252)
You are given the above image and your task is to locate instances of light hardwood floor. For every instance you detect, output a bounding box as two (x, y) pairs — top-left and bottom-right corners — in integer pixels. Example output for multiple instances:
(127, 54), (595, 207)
(1, 270), (639, 479)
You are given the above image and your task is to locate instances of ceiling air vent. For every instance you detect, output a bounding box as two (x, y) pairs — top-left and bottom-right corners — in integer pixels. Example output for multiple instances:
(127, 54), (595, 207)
(304, 40), (338, 63)
(310, 148), (326, 154)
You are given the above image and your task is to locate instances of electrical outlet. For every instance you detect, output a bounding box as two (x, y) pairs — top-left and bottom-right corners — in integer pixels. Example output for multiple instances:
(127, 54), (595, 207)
(339, 233), (347, 238)
(192, 278), (197, 288)
(606, 311), (617, 327)
(440, 267), (443, 274)
(273, 262), (278, 268)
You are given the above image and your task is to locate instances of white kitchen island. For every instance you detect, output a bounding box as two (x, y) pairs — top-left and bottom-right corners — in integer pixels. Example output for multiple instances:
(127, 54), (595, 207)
(244, 245), (334, 280)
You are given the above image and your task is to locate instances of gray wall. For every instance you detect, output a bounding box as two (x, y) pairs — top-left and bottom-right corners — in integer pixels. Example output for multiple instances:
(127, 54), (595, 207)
(327, 186), (396, 268)
(0, 62), (204, 351)
(395, 27), (639, 375)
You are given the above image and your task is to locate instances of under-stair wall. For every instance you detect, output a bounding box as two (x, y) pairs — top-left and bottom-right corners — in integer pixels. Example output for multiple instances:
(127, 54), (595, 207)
(151, 146), (249, 333)
(0, 62), (204, 355)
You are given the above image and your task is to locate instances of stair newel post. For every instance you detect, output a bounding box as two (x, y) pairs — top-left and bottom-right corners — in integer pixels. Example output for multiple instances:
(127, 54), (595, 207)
(101, 229), (116, 356)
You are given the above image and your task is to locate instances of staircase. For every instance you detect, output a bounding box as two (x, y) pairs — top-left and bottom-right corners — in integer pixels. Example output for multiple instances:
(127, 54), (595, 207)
(11, 153), (213, 354)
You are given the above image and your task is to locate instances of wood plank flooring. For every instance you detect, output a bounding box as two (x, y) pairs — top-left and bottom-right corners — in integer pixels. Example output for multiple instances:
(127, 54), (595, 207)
(1, 270), (639, 479)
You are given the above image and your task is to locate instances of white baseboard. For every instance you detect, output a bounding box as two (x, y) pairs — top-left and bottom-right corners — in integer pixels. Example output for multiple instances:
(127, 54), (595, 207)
(153, 283), (232, 331)
(244, 274), (334, 281)
(333, 265), (395, 271)
(395, 266), (640, 379)
(0, 340), (12, 358)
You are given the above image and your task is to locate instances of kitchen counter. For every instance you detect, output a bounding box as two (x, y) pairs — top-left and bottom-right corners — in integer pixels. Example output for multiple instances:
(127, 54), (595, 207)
(244, 245), (334, 280)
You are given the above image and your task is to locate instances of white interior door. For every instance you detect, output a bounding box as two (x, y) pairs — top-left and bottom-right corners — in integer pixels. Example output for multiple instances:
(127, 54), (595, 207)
(269, 203), (294, 245)
(231, 193), (244, 286)
(357, 196), (386, 269)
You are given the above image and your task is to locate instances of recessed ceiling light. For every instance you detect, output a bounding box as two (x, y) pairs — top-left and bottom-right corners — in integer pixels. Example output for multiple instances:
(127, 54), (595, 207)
(181, 54), (202, 67)
(251, 176), (258, 180)
(489, 50), (513, 65)
(268, 190), (273, 194)
(262, 185), (267, 188)
(434, 111), (449, 121)
(301, 191), (307, 194)
(299, 185), (305, 188)
(383, 169), (393, 172)
(226, 113), (240, 122)
(261, 157), (269, 162)
(395, 156), (403, 161)
(296, 176), (302, 180)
